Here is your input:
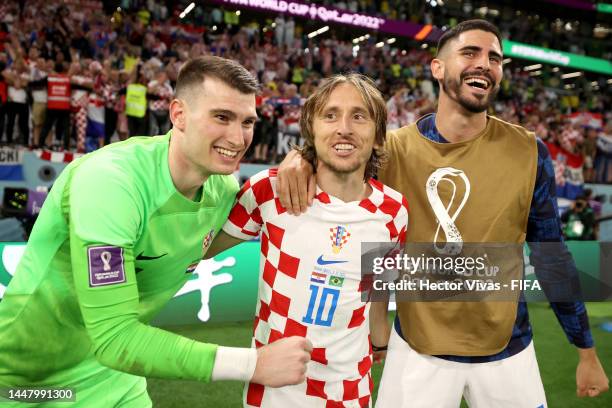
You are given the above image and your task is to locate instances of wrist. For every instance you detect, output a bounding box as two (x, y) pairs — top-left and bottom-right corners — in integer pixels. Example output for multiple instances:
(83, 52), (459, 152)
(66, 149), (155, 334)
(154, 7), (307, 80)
(371, 343), (388, 352)
(211, 346), (258, 381)
(577, 347), (597, 361)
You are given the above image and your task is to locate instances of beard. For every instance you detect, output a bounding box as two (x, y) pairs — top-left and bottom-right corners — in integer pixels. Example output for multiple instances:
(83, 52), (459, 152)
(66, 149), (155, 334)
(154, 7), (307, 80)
(442, 70), (500, 113)
(317, 154), (363, 176)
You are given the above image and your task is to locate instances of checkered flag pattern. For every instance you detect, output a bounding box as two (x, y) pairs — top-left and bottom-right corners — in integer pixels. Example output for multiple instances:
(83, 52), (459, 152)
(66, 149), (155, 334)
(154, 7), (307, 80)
(223, 169), (409, 407)
(71, 93), (89, 152)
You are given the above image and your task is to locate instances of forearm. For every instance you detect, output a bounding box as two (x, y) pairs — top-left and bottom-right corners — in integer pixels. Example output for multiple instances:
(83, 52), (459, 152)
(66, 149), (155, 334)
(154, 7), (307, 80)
(549, 301), (593, 348)
(93, 320), (257, 382)
(370, 299), (389, 327)
(205, 230), (246, 259)
(369, 297), (390, 345)
(92, 318), (219, 381)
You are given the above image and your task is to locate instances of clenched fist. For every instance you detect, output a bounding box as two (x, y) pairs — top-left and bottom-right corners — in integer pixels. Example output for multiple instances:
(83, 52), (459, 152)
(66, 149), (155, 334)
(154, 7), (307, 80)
(251, 336), (313, 387)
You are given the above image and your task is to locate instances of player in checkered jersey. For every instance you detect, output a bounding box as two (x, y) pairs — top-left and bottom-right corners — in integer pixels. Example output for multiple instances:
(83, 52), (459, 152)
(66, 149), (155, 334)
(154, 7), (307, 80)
(206, 73), (408, 408)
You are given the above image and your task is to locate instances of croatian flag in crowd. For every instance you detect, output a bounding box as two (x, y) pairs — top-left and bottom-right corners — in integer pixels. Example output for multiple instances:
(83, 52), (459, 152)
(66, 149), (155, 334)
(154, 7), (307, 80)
(564, 112), (604, 129)
(0, 148), (25, 181)
(545, 142), (584, 201)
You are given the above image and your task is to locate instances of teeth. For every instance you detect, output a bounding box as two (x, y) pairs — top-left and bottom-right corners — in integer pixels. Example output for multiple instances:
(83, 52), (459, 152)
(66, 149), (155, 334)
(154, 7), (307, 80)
(214, 147), (238, 158)
(334, 143), (355, 151)
(465, 77), (489, 89)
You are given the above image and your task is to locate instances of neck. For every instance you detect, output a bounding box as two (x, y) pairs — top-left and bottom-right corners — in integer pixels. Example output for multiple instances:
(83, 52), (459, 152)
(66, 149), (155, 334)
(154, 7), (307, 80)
(168, 131), (209, 200)
(435, 93), (488, 143)
(316, 165), (370, 203)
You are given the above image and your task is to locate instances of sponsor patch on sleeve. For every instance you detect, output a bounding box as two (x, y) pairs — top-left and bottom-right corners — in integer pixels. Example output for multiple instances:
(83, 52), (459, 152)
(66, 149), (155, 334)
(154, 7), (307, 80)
(88, 245), (126, 287)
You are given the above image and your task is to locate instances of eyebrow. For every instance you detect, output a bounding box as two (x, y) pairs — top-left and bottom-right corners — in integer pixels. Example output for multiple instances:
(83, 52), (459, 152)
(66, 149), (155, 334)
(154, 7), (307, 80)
(458, 45), (503, 60)
(210, 109), (258, 122)
(321, 105), (369, 114)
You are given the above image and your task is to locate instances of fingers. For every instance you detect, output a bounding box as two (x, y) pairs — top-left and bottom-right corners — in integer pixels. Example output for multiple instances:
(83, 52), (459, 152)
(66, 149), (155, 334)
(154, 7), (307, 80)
(252, 337), (311, 387)
(276, 171), (291, 211)
(577, 386), (602, 398)
(307, 173), (316, 207)
(292, 366), (307, 385)
(297, 171), (309, 214)
(287, 174), (301, 215)
(276, 150), (314, 215)
(587, 388), (601, 397)
(301, 337), (313, 353)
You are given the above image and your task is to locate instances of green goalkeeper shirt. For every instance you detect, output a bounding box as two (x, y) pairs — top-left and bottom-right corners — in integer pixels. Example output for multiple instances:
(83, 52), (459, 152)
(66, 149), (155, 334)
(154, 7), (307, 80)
(0, 133), (238, 387)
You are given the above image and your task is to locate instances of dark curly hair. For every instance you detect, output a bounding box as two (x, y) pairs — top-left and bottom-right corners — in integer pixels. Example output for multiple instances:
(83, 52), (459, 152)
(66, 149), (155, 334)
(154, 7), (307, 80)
(436, 19), (502, 56)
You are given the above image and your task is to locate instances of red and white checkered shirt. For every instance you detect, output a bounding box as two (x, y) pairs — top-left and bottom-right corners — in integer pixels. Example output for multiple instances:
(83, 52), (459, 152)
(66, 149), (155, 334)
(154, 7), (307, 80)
(147, 79), (173, 112)
(223, 169), (408, 408)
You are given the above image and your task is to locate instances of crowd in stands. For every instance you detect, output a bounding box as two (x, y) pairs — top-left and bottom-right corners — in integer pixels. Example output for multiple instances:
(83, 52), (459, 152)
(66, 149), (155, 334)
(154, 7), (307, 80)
(0, 0), (611, 184)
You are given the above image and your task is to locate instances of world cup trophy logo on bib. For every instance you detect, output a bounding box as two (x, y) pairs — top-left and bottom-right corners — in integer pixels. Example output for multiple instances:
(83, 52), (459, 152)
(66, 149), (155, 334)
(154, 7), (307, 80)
(330, 225), (351, 254)
(426, 167), (471, 256)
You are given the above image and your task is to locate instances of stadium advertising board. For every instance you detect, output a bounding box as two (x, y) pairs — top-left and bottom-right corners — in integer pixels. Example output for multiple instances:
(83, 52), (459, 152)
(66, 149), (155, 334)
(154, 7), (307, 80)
(503, 40), (612, 75)
(1, 241), (609, 325)
(597, 3), (612, 14)
(0, 148), (25, 182)
(211, 0), (439, 40)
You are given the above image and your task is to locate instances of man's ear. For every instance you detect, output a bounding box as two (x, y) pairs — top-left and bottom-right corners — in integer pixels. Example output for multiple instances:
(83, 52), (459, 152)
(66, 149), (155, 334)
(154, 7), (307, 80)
(431, 58), (444, 82)
(169, 98), (186, 131)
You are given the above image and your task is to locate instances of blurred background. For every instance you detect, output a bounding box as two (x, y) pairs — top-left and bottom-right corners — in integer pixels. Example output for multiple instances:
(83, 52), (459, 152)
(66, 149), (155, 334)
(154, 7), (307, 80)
(0, 0), (610, 406)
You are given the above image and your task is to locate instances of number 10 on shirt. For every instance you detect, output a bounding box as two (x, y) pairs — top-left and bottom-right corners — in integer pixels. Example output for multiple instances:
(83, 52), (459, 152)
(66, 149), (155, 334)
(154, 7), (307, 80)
(302, 284), (340, 327)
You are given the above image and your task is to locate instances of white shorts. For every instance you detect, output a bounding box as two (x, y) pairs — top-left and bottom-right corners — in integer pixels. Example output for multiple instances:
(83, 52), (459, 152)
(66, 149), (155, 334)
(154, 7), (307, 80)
(244, 372), (372, 408)
(375, 328), (547, 408)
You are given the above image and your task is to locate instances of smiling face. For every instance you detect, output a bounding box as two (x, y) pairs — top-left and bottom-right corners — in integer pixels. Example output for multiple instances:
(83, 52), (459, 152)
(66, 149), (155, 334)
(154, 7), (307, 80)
(432, 29), (503, 113)
(171, 77), (257, 178)
(312, 83), (378, 178)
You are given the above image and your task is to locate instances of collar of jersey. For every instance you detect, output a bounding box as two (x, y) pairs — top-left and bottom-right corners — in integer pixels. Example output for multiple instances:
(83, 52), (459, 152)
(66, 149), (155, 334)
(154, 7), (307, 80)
(314, 179), (379, 206)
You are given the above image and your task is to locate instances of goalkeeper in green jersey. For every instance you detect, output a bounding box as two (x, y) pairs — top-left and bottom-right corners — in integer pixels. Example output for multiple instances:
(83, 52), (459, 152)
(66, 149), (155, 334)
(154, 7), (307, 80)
(0, 56), (312, 407)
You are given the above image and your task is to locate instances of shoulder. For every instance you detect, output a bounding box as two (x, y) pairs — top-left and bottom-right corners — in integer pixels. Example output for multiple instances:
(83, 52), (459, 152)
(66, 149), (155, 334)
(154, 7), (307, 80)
(488, 115), (537, 143)
(387, 123), (418, 140)
(237, 168), (279, 205)
(535, 138), (551, 159)
(364, 179), (409, 219)
(385, 122), (419, 152)
(73, 135), (168, 180)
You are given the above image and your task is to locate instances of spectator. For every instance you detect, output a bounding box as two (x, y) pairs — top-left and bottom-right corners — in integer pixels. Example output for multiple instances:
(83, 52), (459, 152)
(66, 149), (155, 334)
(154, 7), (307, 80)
(39, 62), (71, 150)
(3, 58), (30, 145)
(102, 67), (121, 147)
(582, 126), (599, 183)
(561, 196), (596, 240)
(594, 122), (612, 183)
(85, 61), (106, 152)
(386, 87), (406, 130)
(29, 55), (51, 148)
(0, 56), (7, 143)
(69, 61), (94, 152)
(147, 66), (172, 135)
(125, 63), (148, 137)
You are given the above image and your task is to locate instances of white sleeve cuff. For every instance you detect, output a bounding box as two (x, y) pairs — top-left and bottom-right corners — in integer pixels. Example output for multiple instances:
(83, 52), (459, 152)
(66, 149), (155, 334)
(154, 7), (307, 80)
(211, 346), (258, 382)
